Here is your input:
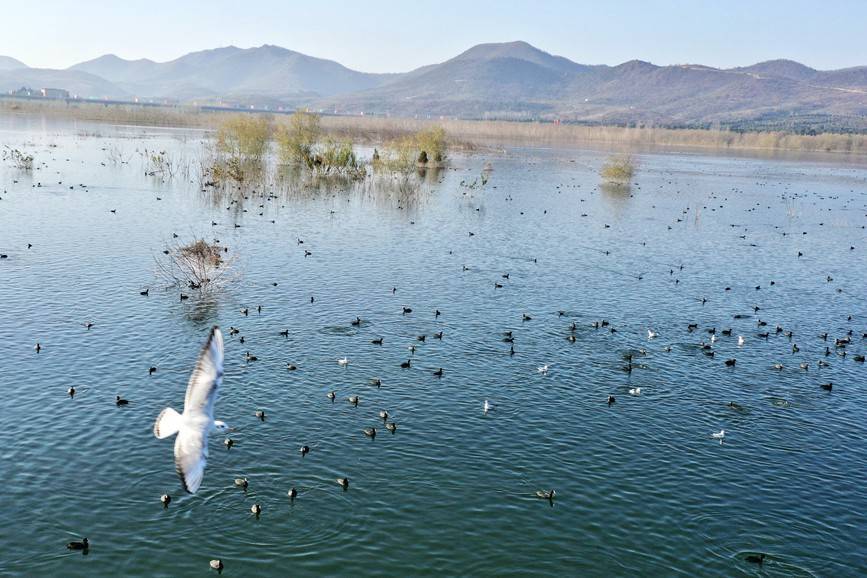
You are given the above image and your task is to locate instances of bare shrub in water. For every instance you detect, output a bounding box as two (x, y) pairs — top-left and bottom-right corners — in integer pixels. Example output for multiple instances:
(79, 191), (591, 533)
(2, 146), (34, 170)
(600, 154), (637, 183)
(156, 238), (237, 292)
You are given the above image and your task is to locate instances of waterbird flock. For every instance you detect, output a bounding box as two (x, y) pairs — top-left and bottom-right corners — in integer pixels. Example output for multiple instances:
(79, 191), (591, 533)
(5, 135), (866, 574)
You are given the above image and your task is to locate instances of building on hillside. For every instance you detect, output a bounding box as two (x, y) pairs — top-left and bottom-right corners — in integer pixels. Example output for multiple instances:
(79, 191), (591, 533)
(40, 88), (70, 99)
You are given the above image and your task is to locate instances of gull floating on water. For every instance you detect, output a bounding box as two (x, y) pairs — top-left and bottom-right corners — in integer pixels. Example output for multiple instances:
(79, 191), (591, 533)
(537, 364), (549, 375)
(711, 430), (726, 444)
(153, 326), (225, 494)
(483, 400), (493, 414)
(628, 388), (641, 396)
(337, 357), (350, 366)
(647, 329), (657, 339)
(738, 335), (745, 346)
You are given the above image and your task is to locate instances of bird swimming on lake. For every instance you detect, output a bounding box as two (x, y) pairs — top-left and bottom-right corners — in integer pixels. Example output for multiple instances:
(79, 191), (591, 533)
(299, 445), (310, 457)
(400, 359), (411, 368)
(161, 494), (171, 508)
(647, 329), (657, 339)
(348, 395), (359, 406)
(379, 410), (389, 421)
(210, 559), (224, 573)
(116, 395), (129, 406)
(66, 537), (89, 551)
(153, 326), (225, 494)
(484, 400), (492, 414)
(725, 359), (736, 366)
(250, 503), (261, 517)
(629, 388), (641, 396)
(738, 335), (745, 346)
(745, 553), (766, 566)
(338, 357), (350, 366)
(385, 422), (397, 433)
(337, 477), (349, 490)
(327, 391), (336, 401)
(820, 382), (833, 391)
(34, 342), (41, 353)
(286, 363), (297, 370)
(363, 427), (376, 438)
(255, 409), (266, 421)
(537, 364), (549, 375)
(351, 316), (362, 326)
(607, 395), (616, 406)
(711, 430), (726, 444)
(371, 337), (383, 345)
(245, 351), (257, 362)
(433, 368), (444, 377)
(288, 487), (297, 501)
(535, 490), (556, 501)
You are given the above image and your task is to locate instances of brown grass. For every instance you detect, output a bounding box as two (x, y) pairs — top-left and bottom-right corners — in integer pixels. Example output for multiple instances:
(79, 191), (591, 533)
(3, 97), (867, 155)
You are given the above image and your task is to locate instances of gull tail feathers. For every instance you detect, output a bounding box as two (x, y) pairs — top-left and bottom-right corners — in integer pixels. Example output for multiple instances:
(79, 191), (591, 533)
(154, 407), (183, 439)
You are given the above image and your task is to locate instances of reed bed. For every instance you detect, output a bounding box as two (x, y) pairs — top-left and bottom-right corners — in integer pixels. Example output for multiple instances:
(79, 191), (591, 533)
(3, 98), (867, 155)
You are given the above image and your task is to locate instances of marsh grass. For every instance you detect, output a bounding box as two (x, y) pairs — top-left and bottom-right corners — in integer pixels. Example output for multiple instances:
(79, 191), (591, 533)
(275, 111), (366, 178)
(4, 98), (867, 155)
(216, 115), (272, 162)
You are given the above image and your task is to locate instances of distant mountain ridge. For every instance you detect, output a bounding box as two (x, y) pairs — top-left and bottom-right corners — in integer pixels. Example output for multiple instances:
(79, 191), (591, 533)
(0, 55), (28, 71)
(1, 41), (866, 131)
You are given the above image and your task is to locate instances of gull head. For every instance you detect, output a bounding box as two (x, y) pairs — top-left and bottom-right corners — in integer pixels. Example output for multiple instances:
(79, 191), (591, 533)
(213, 420), (233, 433)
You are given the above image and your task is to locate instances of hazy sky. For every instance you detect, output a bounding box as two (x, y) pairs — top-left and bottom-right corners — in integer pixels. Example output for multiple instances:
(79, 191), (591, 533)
(2, 0), (865, 71)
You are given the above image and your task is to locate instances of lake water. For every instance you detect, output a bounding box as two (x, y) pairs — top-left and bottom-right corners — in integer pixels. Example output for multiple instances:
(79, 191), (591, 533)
(1, 116), (866, 577)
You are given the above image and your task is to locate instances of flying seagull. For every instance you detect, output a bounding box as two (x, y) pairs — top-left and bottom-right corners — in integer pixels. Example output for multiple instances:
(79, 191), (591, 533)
(153, 326), (226, 493)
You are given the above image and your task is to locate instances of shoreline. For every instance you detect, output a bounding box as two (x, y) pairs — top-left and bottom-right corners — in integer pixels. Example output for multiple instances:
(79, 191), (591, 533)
(2, 97), (867, 158)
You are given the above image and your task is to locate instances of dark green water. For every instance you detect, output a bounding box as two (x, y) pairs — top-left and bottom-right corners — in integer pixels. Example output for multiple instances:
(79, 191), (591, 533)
(1, 117), (866, 577)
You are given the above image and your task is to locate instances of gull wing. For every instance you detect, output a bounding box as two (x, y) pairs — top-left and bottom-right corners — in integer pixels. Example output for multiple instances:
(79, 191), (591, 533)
(183, 326), (224, 420)
(174, 326), (223, 493)
(175, 424), (208, 493)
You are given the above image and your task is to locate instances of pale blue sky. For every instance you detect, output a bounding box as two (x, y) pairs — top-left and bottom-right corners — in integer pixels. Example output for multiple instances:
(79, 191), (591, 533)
(1, 0), (865, 71)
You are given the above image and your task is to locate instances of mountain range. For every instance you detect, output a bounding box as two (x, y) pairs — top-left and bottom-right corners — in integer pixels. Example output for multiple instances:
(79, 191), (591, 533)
(2, 41), (866, 130)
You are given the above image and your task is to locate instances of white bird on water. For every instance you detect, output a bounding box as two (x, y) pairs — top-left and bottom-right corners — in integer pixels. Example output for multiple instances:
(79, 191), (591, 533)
(483, 400), (493, 414)
(337, 357), (350, 366)
(153, 326), (227, 494)
(711, 429), (726, 444)
(647, 329), (657, 340)
(738, 335), (745, 346)
(628, 387), (641, 396)
(537, 364), (549, 375)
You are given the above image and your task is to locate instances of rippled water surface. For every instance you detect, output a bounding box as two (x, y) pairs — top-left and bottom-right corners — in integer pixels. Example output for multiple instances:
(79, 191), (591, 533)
(1, 117), (866, 577)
